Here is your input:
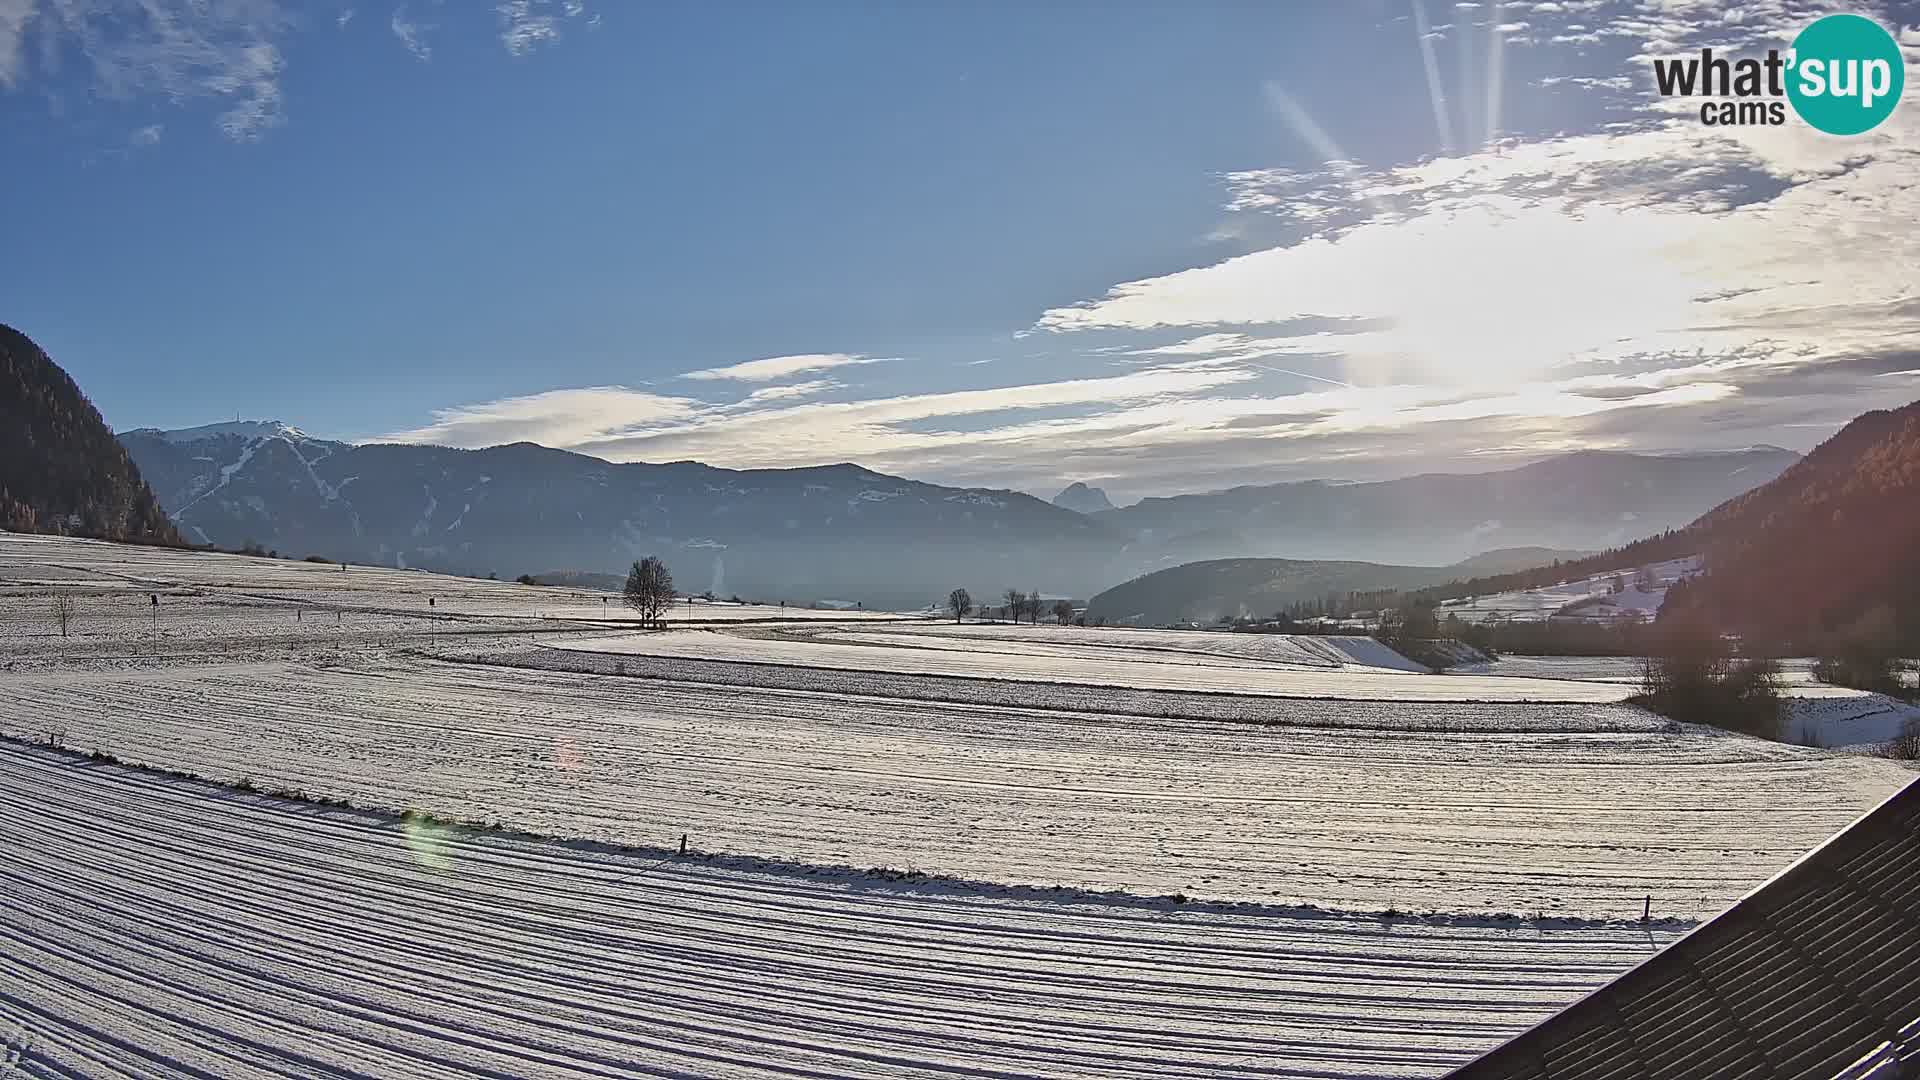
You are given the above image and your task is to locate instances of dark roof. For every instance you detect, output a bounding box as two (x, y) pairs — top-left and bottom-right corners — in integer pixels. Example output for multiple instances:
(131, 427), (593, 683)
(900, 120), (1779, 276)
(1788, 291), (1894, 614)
(1447, 777), (1920, 1080)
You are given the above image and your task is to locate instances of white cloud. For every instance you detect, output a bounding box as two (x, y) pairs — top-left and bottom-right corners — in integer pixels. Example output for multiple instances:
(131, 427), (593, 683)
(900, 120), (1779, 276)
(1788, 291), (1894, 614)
(384, 387), (702, 448)
(497, 0), (590, 56)
(385, 0), (1920, 496)
(391, 5), (431, 61)
(383, 357), (1263, 483)
(3, 0), (290, 139)
(206, 42), (284, 141)
(681, 353), (887, 383)
(128, 122), (161, 145)
(374, 340), (1906, 499)
(1042, 37), (1920, 388)
(0, 0), (32, 88)
(1, 0), (594, 137)
(737, 379), (841, 406)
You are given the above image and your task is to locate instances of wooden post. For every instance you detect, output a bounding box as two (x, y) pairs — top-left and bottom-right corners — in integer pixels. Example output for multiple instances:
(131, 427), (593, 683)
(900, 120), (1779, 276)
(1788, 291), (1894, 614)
(1642, 895), (1651, 922)
(678, 834), (688, 856)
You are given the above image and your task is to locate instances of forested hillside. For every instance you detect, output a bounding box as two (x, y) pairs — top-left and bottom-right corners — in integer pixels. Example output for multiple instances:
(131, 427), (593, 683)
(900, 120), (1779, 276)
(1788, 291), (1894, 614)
(1664, 399), (1920, 651)
(1401, 398), (1920, 652)
(0, 324), (178, 544)
(1086, 555), (1502, 626)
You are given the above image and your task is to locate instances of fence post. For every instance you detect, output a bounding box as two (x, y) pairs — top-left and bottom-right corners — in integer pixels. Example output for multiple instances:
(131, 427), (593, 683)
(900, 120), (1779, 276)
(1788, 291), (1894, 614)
(1642, 895), (1651, 922)
(679, 834), (688, 856)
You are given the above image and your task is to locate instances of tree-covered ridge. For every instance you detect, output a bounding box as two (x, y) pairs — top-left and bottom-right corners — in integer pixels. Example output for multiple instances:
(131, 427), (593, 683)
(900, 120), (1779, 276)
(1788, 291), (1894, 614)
(1668, 399), (1920, 651)
(0, 324), (180, 544)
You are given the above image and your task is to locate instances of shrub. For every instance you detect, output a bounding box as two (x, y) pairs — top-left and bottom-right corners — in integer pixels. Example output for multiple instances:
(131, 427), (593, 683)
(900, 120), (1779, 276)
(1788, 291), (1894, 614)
(1812, 606), (1910, 698)
(1880, 719), (1920, 761)
(1632, 614), (1782, 740)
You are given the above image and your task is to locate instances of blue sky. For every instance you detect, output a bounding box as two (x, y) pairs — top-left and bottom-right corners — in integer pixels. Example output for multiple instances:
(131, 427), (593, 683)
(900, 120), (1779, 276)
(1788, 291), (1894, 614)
(5, 1), (1920, 500)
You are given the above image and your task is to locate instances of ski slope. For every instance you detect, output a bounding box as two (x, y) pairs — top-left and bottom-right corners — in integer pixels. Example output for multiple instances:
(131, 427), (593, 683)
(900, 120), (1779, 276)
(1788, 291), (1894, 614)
(0, 741), (1690, 1079)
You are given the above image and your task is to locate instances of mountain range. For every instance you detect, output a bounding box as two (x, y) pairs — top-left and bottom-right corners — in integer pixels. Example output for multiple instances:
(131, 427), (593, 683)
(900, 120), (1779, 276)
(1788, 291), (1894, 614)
(115, 416), (1798, 606)
(1087, 447), (1800, 567)
(5, 320), (1900, 638)
(117, 422), (1109, 608)
(0, 319), (1828, 611)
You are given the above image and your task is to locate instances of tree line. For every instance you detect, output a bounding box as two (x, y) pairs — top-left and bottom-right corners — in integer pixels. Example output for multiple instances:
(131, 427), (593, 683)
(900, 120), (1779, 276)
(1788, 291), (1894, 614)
(943, 587), (1075, 625)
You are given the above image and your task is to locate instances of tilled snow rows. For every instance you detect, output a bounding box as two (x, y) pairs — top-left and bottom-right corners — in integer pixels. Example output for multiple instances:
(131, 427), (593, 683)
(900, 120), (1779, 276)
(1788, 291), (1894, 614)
(0, 742), (1683, 1080)
(3, 655), (1904, 918)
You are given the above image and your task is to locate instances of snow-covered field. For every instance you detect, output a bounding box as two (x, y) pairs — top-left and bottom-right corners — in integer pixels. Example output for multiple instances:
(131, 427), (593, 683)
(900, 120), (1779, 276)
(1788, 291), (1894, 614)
(6, 652), (1907, 918)
(1471, 655), (1920, 749)
(0, 741), (1686, 1079)
(1, 533), (1912, 1078)
(0, 532), (912, 631)
(555, 626), (1634, 703)
(1438, 557), (1699, 625)
(837, 622), (1434, 670)
(1786, 692), (1920, 749)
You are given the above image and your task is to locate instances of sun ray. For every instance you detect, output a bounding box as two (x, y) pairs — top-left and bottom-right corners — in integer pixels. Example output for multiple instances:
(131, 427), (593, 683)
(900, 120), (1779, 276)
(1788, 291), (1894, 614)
(1484, 0), (1507, 150)
(1260, 83), (1393, 221)
(1411, 0), (1456, 152)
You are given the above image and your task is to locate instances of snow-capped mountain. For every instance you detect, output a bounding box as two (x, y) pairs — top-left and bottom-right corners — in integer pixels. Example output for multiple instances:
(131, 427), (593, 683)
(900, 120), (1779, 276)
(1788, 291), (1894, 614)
(117, 425), (1117, 606)
(119, 422), (354, 546)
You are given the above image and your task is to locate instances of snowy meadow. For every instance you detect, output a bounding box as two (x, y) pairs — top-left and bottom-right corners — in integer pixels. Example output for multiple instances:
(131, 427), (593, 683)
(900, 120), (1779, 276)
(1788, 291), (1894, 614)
(0, 533), (1910, 1078)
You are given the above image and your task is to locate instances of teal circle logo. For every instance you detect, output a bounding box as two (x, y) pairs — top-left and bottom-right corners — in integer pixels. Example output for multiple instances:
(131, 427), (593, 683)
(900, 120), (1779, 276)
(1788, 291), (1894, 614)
(1787, 14), (1904, 135)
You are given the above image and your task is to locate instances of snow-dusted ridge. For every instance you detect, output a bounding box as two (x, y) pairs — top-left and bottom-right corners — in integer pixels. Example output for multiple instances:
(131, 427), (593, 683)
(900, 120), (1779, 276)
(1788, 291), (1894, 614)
(120, 419), (320, 445)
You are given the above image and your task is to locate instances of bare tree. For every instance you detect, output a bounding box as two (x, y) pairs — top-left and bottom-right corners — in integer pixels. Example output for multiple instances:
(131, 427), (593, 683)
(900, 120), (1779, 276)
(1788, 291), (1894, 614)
(624, 557), (675, 628)
(1003, 588), (1023, 624)
(1052, 599), (1074, 625)
(50, 593), (74, 638)
(1882, 718), (1920, 761)
(1025, 588), (1044, 625)
(947, 588), (973, 624)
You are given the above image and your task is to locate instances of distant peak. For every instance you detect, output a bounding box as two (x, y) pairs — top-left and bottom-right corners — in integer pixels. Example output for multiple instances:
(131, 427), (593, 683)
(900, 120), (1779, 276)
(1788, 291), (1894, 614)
(124, 420), (314, 445)
(1053, 481), (1116, 514)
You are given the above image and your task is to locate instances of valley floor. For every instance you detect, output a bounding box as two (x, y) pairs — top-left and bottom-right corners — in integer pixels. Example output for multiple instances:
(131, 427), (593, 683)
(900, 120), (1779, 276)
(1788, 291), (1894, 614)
(3, 654), (1902, 917)
(1, 532), (1911, 1077)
